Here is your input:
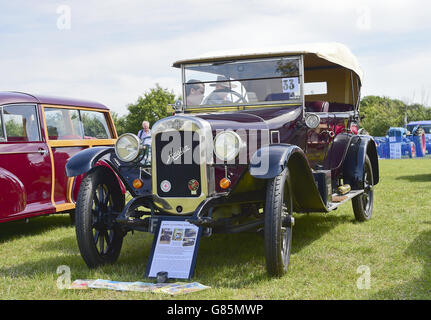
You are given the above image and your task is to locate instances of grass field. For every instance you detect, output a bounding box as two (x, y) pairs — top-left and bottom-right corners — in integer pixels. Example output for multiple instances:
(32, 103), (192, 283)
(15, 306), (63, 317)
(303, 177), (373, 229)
(1, 158), (431, 300)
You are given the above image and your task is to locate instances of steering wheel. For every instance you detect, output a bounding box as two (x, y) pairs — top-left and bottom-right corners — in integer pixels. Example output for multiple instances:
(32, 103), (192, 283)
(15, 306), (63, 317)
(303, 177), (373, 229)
(205, 89), (247, 105)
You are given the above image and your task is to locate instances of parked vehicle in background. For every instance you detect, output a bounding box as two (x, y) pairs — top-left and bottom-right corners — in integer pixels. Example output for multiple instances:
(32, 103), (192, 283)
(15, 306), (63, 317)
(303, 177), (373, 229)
(375, 125), (428, 159)
(407, 121), (430, 155)
(67, 43), (379, 277)
(0, 92), (117, 223)
(376, 127), (416, 159)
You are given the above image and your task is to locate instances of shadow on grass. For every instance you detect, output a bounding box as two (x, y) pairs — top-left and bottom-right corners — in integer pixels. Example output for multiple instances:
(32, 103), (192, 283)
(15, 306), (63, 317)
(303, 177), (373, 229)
(0, 212), (352, 290)
(395, 174), (431, 183)
(194, 212), (352, 288)
(372, 226), (431, 299)
(0, 214), (72, 244)
(0, 233), (155, 281)
(291, 213), (353, 254)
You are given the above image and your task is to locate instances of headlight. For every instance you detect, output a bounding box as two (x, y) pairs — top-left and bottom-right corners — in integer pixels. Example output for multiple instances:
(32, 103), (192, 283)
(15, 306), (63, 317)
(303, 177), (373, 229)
(115, 133), (142, 162)
(214, 130), (244, 161)
(305, 113), (320, 129)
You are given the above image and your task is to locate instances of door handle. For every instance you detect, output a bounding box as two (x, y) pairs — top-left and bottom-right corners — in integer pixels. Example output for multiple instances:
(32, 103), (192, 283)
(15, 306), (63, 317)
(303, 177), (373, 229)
(37, 148), (48, 155)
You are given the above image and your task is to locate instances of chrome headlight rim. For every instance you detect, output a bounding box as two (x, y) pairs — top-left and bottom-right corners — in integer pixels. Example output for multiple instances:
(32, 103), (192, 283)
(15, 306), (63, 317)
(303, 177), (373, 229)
(213, 130), (244, 161)
(305, 113), (321, 129)
(115, 133), (142, 162)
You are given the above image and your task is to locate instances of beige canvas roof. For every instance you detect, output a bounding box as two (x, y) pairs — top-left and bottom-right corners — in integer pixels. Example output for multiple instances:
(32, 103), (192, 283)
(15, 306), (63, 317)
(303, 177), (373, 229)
(173, 42), (363, 83)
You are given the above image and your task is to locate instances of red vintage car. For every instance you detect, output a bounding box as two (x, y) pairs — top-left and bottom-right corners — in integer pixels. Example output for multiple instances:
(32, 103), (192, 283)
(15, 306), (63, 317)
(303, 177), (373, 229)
(0, 92), (117, 223)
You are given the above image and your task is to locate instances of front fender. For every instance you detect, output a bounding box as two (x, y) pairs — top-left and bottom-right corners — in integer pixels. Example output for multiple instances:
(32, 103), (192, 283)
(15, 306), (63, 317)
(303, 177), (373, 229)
(250, 144), (327, 212)
(0, 167), (27, 215)
(342, 135), (379, 189)
(65, 146), (114, 177)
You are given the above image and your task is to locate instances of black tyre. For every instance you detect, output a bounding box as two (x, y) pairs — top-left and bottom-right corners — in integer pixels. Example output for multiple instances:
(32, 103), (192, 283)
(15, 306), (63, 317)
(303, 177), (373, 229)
(69, 211), (75, 225)
(352, 155), (374, 222)
(264, 168), (293, 277)
(75, 166), (125, 268)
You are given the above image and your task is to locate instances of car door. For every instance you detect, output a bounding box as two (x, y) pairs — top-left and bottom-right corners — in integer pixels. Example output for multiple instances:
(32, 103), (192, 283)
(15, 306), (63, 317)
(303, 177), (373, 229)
(0, 104), (54, 220)
(42, 106), (117, 212)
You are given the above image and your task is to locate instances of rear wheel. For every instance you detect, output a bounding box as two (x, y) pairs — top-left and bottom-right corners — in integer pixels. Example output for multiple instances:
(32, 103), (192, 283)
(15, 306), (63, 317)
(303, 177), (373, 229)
(352, 155), (374, 221)
(75, 166), (125, 268)
(264, 169), (293, 277)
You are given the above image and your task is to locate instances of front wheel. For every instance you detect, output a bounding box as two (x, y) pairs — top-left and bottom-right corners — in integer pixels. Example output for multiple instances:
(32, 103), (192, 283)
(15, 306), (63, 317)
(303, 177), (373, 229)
(352, 155), (374, 221)
(264, 168), (293, 277)
(75, 166), (125, 268)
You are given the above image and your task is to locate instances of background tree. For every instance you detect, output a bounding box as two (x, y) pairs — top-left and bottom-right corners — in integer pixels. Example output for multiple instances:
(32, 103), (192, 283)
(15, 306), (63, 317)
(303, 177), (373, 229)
(122, 84), (176, 134)
(111, 87), (431, 138)
(360, 95), (431, 136)
(111, 112), (127, 136)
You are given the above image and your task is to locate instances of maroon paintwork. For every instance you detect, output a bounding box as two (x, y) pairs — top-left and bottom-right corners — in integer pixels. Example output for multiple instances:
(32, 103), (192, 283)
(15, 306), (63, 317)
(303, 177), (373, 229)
(0, 91), (112, 223)
(0, 92), (109, 110)
(191, 103), (357, 194)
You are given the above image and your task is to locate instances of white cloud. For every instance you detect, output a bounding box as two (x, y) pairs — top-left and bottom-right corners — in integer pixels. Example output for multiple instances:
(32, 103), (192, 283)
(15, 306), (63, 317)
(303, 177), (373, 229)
(0, 0), (430, 115)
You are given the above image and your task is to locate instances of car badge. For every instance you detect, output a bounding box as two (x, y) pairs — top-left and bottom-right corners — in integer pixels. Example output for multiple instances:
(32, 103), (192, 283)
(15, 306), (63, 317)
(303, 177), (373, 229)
(167, 145), (191, 164)
(188, 179), (199, 195)
(160, 180), (171, 193)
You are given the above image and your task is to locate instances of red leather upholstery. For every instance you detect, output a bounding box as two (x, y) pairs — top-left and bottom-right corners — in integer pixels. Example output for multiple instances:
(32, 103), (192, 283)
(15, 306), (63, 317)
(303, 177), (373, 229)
(305, 101), (329, 112)
(327, 103), (354, 112)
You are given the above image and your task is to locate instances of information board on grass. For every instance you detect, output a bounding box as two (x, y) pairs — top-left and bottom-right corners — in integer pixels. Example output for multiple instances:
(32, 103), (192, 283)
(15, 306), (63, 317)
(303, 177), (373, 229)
(146, 219), (202, 279)
(389, 142), (402, 159)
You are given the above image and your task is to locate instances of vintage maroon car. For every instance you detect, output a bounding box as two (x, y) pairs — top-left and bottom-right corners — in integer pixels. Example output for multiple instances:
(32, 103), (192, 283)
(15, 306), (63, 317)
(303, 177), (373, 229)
(66, 43), (379, 276)
(0, 92), (118, 223)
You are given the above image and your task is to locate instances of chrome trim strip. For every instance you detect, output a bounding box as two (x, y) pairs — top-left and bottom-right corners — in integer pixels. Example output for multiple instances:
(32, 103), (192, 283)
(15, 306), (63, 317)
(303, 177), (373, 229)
(299, 54), (305, 121)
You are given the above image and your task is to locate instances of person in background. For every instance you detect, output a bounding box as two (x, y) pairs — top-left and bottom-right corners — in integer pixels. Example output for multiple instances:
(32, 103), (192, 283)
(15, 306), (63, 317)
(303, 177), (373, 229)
(138, 120), (152, 165)
(138, 120), (151, 146)
(185, 79), (205, 106)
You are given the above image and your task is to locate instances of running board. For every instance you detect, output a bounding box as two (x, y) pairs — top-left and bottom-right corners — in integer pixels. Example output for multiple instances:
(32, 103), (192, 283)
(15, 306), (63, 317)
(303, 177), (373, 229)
(326, 190), (364, 211)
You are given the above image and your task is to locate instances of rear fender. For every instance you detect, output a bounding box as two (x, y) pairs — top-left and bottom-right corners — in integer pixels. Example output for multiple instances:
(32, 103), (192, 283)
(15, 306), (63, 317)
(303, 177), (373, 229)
(250, 144), (327, 212)
(342, 136), (379, 189)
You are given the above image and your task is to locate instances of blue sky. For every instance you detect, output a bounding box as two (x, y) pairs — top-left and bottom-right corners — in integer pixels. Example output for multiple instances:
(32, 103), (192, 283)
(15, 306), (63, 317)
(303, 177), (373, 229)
(1, 0), (430, 115)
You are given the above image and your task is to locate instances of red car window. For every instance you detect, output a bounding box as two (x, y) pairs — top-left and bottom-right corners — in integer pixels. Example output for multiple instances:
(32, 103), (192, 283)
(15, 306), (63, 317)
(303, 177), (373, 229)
(3, 105), (40, 142)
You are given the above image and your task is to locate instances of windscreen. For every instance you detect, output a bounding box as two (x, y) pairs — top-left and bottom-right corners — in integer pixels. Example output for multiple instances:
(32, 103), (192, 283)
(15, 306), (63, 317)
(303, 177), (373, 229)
(183, 57), (302, 107)
(407, 124), (431, 134)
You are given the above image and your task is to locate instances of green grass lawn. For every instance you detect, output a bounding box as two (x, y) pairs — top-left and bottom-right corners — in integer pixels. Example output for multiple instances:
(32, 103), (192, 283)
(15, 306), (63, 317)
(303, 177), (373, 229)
(1, 158), (431, 300)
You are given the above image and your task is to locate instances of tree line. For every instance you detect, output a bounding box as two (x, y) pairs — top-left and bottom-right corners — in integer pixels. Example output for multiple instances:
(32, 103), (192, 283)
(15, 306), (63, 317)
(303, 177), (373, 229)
(360, 96), (431, 136)
(112, 85), (431, 138)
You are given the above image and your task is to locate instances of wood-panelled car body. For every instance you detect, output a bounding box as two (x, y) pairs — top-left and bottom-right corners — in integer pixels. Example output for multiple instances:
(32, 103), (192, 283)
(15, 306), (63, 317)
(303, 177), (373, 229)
(0, 92), (117, 223)
(66, 43), (379, 276)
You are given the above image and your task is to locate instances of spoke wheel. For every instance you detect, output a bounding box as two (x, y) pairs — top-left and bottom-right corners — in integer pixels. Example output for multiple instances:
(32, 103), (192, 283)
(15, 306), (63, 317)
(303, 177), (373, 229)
(264, 168), (293, 277)
(352, 155), (374, 222)
(75, 166), (125, 268)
